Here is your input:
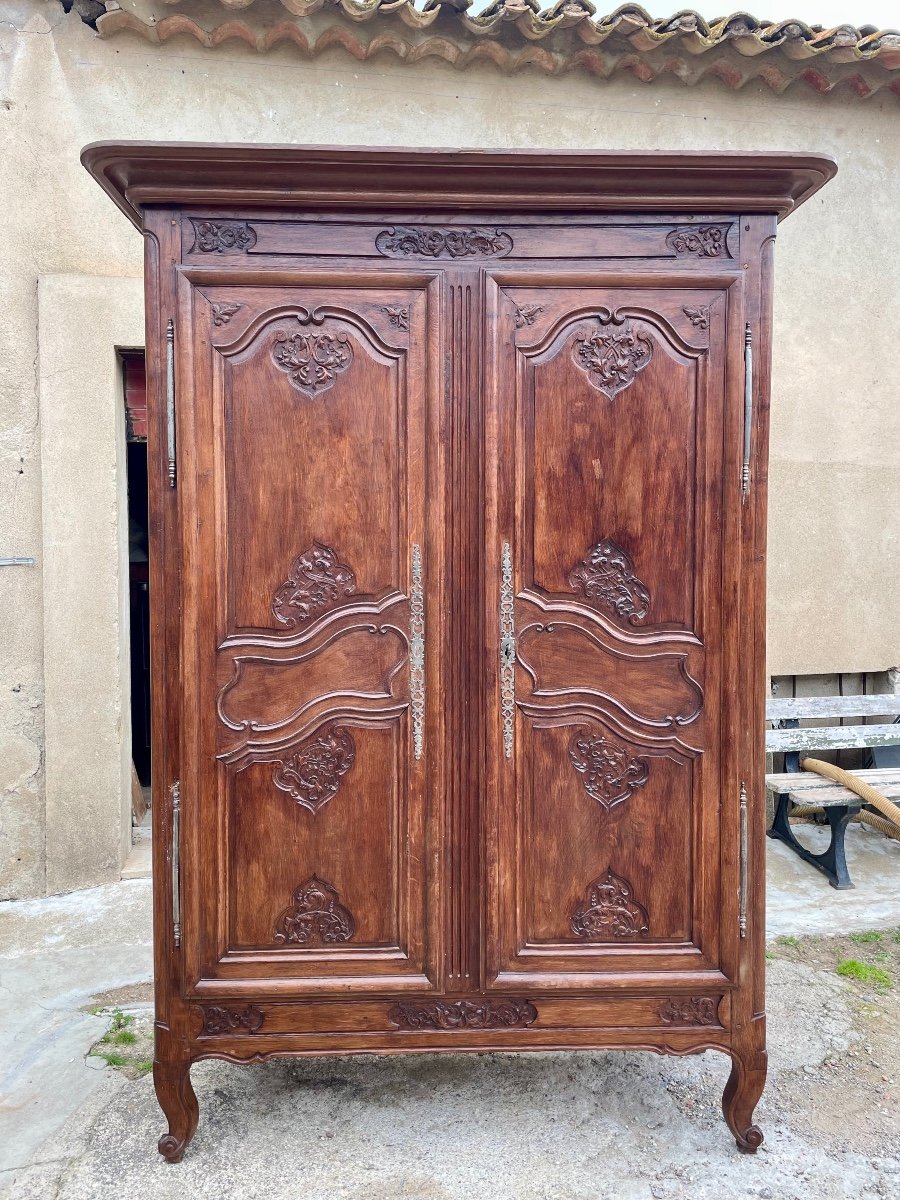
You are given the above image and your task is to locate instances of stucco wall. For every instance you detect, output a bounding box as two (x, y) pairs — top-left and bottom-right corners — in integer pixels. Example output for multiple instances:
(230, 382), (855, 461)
(38, 275), (140, 896)
(1, 0), (898, 896)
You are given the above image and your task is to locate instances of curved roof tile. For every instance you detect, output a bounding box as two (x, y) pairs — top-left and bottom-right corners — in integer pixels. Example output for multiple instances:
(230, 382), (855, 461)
(92, 1), (900, 98)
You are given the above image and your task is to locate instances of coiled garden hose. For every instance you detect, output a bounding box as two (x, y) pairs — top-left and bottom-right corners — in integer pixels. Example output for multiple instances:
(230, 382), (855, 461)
(789, 756), (900, 843)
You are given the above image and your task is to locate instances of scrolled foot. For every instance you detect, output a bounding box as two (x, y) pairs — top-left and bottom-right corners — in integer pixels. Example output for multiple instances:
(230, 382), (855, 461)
(154, 1056), (199, 1163)
(734, 1124), (764, 1154)
(158, 1132), (189, 1164)
(722, 1049), (767, 1154)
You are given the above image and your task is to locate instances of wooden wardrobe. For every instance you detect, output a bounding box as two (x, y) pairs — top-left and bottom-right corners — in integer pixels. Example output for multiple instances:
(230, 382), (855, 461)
(83, 144), (835, 1160)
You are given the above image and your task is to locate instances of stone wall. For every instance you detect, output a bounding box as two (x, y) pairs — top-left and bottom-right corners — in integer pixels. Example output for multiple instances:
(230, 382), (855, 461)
(1, 0), (897, 896)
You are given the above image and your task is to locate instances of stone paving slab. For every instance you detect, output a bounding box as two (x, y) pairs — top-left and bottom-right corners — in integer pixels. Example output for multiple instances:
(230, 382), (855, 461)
(0, 881), (152, 1172)
(766, 823), (900, 938)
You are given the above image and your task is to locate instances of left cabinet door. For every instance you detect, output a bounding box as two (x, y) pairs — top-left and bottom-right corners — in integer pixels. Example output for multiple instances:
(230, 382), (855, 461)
(175, 271), (445, 998)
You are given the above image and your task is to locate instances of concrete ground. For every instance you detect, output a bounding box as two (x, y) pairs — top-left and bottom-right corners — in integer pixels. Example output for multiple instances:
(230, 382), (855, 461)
(1, 829), (899, 1200)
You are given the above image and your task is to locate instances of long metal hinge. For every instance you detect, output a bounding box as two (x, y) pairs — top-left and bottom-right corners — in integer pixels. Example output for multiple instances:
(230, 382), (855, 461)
(739, 781), (749, 938)
(499, 542), (516, 760)
(171, 780), (182, 947)
(741, 323), (753, 499)
(409, 543), (425, 761)
(166, 319), (177, 488)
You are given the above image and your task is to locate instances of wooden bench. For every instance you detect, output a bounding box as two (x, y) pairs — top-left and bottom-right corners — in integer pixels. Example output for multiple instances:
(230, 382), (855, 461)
(765, 695), (900, 890)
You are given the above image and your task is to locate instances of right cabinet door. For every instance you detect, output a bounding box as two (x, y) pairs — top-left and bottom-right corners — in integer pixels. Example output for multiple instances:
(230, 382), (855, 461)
(484, 272), (746, 993)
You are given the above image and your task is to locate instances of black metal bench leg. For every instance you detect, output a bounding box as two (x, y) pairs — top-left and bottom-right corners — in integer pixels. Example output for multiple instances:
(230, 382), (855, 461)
(820, 806), (857, 890)
(767, 791), (860, 890)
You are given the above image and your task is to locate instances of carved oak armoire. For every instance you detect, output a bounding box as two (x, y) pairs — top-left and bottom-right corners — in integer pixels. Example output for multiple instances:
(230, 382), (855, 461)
(83, 144), (835, 1160)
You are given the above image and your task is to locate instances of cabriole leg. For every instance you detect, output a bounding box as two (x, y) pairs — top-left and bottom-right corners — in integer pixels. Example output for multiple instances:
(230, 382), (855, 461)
(722, 1048), (767, 1153)
(154, 1049), (199, 1163)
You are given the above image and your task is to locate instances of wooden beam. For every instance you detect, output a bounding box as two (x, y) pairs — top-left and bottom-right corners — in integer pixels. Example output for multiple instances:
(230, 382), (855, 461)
(765, 723), (900, 753)
(766, 694), (900, 721)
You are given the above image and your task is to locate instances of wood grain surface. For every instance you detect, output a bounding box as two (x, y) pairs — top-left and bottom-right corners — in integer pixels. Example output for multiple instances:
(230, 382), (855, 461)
(81, 144), (837, 1162)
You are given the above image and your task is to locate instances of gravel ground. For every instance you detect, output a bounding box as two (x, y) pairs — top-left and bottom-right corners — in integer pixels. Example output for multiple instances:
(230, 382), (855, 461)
(3, 866), (900, 1200)
(3, 939), (900, 1200)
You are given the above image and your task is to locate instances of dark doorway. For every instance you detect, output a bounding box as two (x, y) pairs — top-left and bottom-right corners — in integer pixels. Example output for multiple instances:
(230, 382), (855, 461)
(123, 352), (151, 786)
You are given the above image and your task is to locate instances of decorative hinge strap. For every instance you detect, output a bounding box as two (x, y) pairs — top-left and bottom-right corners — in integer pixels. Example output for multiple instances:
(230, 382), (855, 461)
(499, 542), (516, 760)
(409, 544), (425, 761)
(742, 323), (753, 499)
(171, 780), (182, 947)
(739, 781), (748, 938)
(166, 319), (177, 488)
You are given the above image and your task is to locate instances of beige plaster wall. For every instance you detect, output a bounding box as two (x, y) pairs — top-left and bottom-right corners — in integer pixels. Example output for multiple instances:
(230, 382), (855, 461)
(38, 275), (141, 895)
(1, 0), (897, 895)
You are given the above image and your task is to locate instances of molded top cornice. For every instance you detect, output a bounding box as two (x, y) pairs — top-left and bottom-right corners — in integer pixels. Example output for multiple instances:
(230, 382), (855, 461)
(81, 143), (837, 230)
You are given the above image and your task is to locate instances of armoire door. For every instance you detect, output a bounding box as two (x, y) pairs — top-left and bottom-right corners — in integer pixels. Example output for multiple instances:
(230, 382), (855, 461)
(175, 268), (445, 997)
(483, 272), (745, 994)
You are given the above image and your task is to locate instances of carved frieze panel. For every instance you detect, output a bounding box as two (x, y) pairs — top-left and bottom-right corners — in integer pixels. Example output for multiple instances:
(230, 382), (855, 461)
(659, 997), (718, 1026)
(389, 999), (538, 1030)
(190, 220), (257, 254)
(568, 728), (650, 813)
(573, 317), (653, 400)
(273, 875), (356, 945)
(199, 1005), (265, 1035)
(568, 538), (651, 625)
(376, 226), (513, 258)
(272, 725), (356, 813)
(272, 328), (353, 396)
(666, 225), (729, 258)
(571, 869), (650, 940)
(271, 542), (356, 628)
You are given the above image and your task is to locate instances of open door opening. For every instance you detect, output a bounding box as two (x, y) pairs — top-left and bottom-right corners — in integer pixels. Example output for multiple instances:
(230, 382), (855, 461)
(123, 352), (151, 798)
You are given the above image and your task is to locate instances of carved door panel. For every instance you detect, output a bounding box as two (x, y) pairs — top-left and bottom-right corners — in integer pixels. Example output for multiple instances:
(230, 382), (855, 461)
(483, 273), (744, 992)
(176, 273), (444, 996)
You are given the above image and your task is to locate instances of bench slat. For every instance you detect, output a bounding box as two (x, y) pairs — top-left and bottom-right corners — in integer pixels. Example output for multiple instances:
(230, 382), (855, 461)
(766, 768), (900, 791)
(766, 695), (900, 721)
(781, 788), (866, 809)
(765, 723), (900, 753)
(780, 785), (900, 807)
(766, 768), (900, 809)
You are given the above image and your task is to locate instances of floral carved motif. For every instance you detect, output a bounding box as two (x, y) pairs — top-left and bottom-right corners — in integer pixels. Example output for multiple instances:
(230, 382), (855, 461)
(272, 542), (356, 627)
(272, 726), (356, 813)
(389, 999), (538, 1031)
(568, 729), (650, 812)
(375, 226), (513, 259)
(381, 305), (410, 330)
(571, 869), (650, 940)
(666, 225), (728, 258)
(568, 538), (651, 625)
(274, 875), (355, 945)
(211, 302), (242, 326)
(515, 303), (544, 328)
(190, 220), (257, 254)
(682, 305), (710, 330)
(272, 329), (352, 397)
(659, 997), (718, 1027)
(200, 1005), (265, 1035)
(573, 317), (653, 400)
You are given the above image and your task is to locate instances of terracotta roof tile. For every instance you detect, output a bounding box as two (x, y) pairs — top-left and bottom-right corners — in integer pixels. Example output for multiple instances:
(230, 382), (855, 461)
(94, 2), (900, 98)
